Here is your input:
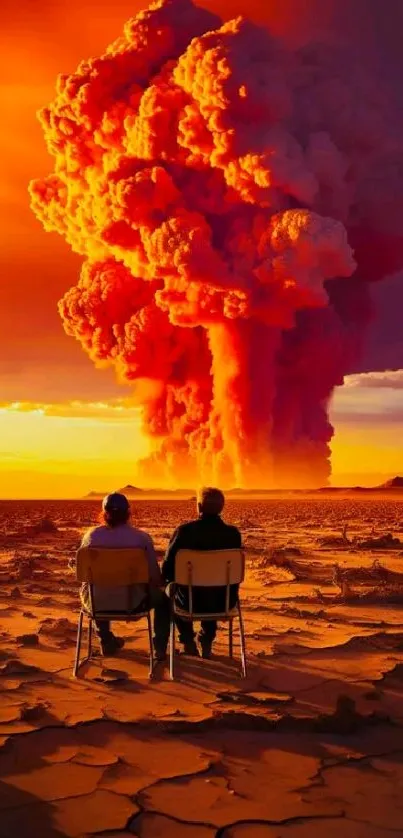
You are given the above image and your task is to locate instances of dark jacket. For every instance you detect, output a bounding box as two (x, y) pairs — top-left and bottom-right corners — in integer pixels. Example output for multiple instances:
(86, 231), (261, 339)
(162, 514), (242, 613)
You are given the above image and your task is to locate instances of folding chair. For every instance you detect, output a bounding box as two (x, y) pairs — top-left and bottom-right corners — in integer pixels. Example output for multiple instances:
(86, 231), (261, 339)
(169, 548), (247, 680)
(73, 546), (155, 678)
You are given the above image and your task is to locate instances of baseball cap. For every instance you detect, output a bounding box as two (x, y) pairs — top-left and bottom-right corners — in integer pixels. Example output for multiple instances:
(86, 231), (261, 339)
(102, 492), (130, 512)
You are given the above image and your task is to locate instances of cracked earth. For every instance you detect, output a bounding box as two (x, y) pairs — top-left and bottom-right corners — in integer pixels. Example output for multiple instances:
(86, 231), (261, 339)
(1, 497), (403, 836)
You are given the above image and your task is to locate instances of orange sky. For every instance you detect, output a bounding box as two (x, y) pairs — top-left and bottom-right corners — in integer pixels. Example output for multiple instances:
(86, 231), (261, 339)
(0, 0), (402, 497)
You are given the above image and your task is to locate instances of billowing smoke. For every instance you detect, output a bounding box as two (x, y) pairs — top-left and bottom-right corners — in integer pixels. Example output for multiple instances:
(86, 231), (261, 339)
(29, 0), (403, 488)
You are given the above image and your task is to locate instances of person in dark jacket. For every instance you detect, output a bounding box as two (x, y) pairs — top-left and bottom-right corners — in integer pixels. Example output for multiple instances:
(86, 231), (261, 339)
(162, 487), (242, 658)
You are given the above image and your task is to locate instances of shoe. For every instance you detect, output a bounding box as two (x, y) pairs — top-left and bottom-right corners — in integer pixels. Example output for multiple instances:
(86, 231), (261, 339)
(100, 635), (125, 656)
(199, 637), (213, 659)
(100, 638), (118, 656)
(182, 640), (200, 657)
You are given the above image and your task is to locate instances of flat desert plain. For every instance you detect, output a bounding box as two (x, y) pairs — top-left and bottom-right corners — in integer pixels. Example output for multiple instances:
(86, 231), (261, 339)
(1, 497), (403, 837)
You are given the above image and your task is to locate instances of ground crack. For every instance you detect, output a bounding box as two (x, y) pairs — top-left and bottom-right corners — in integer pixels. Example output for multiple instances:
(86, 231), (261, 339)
(128, 807), (217, 832)
(215, 812), (346, 836)
(0, 702), (397, 747)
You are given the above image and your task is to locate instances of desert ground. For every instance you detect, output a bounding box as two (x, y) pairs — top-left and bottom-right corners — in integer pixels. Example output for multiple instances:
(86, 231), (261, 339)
(1, 497), (403, 837)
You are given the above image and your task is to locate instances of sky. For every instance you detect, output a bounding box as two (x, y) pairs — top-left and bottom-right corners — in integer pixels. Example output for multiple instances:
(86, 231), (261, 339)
(0, 0), (402, 497)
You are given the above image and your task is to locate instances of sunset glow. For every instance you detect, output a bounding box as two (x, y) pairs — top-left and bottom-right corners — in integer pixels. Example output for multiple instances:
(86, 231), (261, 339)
(0, 401), (150, 498)
(0, 374), (401, 497)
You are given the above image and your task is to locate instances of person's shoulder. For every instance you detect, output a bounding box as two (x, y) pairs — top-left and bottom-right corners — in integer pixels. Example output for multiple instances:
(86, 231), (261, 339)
(83, 524), (106, 538)
(224, 522), (242, 541)
(176, 519), (199, 535)
(226, 522), (240, 533)
(80, 525), (107, 545)
(129, 526), (153, 544)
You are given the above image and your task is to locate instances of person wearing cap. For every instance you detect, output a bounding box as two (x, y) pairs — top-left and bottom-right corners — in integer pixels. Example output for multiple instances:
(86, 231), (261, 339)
(77, 493), (170, 658)
(162, 487), (242, 659)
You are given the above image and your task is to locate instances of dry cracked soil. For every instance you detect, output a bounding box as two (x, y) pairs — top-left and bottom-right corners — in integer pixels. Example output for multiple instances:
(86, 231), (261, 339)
(1, 497), (403, 837)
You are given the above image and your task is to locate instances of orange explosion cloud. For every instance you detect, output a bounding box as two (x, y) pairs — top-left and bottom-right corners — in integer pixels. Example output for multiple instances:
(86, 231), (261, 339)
(29, 0), (403, 488)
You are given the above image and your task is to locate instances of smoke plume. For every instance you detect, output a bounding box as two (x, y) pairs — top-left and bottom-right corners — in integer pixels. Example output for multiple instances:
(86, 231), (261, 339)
(29, 0), (403, 487)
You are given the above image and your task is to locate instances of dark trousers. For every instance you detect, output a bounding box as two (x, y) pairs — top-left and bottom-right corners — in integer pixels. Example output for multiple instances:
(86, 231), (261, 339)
(175, 615), (217, 645)
(172, 583), (238, 646)
(95, 587), (170, 652)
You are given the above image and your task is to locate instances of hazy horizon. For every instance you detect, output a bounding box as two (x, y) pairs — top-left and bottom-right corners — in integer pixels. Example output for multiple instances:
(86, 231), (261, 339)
(0, 472), (402, 501)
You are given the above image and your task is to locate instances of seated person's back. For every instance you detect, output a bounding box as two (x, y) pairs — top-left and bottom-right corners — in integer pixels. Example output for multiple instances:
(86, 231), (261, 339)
(163, 491), (242, 606)
(162, 487), (242, 656)
(75, 493), (169, 658)
(173, 515), (241, 553)
(80, 494), (161, 612)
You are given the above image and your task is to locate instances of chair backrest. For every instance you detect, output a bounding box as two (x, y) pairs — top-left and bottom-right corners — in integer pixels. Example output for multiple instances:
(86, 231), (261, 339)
(174, 549), (245, 587)
(76, 547), (149, 587)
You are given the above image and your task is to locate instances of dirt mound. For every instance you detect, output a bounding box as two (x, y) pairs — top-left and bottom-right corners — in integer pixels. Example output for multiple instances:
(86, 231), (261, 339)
(33, 517), (58, 534)
(39, 618), (76, 638)
(357, 533), (402, 549)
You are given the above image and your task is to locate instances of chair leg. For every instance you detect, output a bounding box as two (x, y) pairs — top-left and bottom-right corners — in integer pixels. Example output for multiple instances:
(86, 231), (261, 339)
(238, 602), (247, 679)
(87, 618), (93, 659)
(147, 611), (155, 678)
(73, 611), (84, 677)
(229, 619), (234, 659)
(169, 614), (176, 681)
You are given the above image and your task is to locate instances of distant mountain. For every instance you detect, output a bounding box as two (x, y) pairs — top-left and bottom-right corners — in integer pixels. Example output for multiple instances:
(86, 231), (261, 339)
(83, 477), (403, 499)
(317, 476), (403, 493)
(118, 485), (193, 497)
(119, 484), (144, 494)
(377, 476), (403, 489)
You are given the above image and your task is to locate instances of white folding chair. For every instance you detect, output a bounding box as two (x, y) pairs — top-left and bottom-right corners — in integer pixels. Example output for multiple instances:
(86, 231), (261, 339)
(169, 548), (247, 680)
(73, 546), (155, 677)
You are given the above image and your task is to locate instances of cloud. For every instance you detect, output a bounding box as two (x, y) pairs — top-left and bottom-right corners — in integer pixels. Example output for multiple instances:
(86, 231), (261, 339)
(0, 398), (141, 422)
(343, 369), (403, 389)
(332, 409), (403, 425)
(332, 370), (403, 426)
